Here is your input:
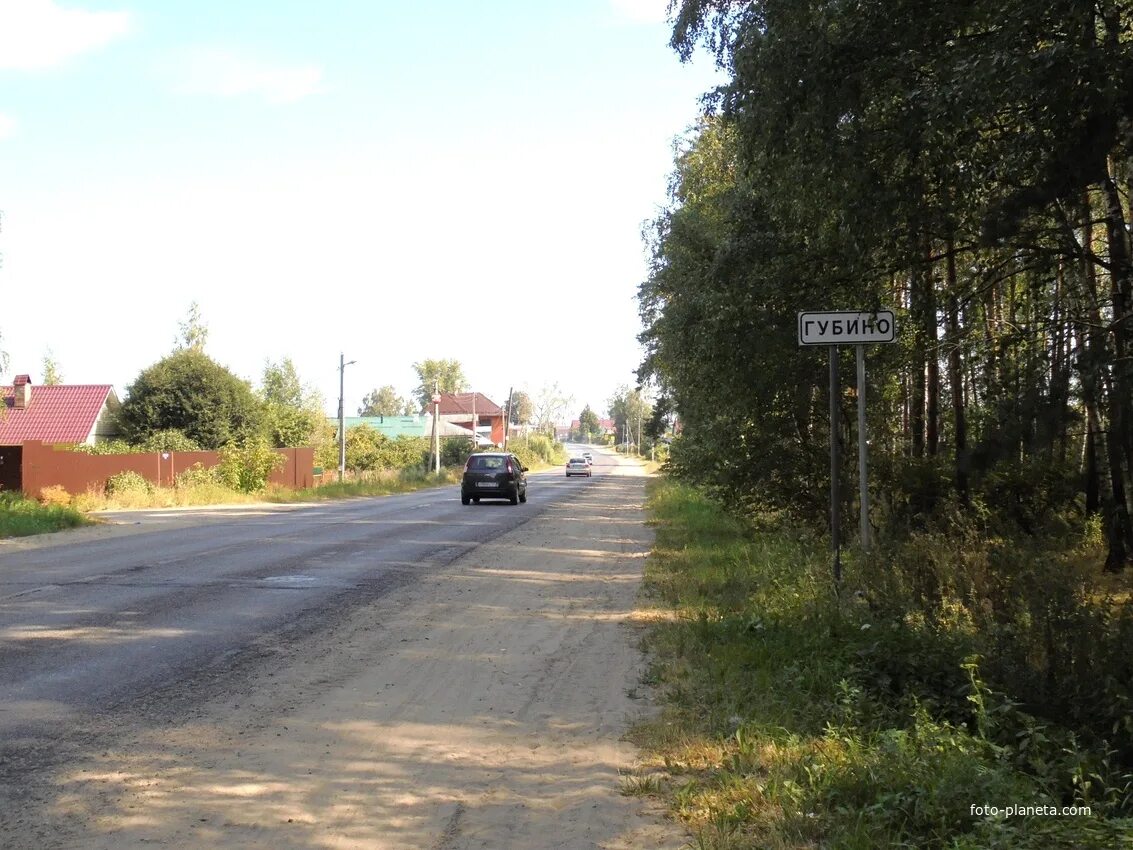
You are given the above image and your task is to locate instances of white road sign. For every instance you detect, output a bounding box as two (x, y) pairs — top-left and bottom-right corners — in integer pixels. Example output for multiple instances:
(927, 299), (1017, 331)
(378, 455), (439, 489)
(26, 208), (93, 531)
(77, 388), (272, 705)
(798, 310), (896, 346)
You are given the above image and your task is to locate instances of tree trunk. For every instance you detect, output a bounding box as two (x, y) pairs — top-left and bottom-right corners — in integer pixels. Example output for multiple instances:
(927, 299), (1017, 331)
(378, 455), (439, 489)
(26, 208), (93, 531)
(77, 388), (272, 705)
(926, 241), (940, 457)
(945, 237), (968, 500)
(1102, 172), (1133, 477)
(1101, 172), (1133, 566)
(910, 260), (927, 458)
(1085, 403), (1101, 515)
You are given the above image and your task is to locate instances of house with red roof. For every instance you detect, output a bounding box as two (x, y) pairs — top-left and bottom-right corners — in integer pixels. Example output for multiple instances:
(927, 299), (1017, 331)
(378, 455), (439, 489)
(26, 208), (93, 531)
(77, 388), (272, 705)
(432, 392), (506, 446)
(0, 376), (120, 446)
(567, 417), (617, 440)
(0, 376), (121, 493)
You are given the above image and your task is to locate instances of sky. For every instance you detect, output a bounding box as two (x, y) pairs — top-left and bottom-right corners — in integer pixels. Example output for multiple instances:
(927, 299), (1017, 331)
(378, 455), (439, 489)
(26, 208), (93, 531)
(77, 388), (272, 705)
(0, 0), (721, 421)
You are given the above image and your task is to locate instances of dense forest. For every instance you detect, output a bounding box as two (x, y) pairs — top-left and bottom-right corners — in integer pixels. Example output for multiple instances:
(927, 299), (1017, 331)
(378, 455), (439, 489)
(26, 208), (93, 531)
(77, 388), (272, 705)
(637, 0), (1133, 828)
(642, 0), (1133, 567)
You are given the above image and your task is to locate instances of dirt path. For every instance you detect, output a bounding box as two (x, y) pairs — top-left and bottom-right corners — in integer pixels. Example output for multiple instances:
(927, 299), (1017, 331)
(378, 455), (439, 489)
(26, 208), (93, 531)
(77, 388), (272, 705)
(19, 465), (683, 849)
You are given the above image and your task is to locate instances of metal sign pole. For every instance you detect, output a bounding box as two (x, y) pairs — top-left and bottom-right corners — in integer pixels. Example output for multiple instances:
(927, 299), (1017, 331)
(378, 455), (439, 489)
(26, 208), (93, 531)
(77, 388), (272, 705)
(799, 309), (895, 587)
(857, 344), (870, 550)
(829, 345), (841, 586)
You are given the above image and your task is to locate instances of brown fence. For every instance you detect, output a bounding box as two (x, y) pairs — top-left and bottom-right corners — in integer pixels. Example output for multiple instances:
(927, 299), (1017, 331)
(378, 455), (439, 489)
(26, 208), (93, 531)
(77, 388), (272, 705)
(19, 440), (314, 499)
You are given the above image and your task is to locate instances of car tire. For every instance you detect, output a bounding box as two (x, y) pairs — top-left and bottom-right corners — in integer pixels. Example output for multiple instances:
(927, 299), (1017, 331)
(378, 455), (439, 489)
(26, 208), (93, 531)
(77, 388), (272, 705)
(519, 489), (527, 503)
(509, 488), (519, 506)
(461, 494), (470, 505)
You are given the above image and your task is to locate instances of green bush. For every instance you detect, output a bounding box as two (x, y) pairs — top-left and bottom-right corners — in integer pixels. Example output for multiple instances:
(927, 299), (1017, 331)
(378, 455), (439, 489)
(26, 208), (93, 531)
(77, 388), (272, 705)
(67, 429), (201, 455)
(0, 492), (88, 536)
(345, 426), (430, 472)
(116, 348), (265, 449)
(381, 435), (430, 469)
(105, 470), (153, 496)
(441, 436), (476, 468)
(175, 462), (220, 488)
(69, 439), (136, 455)
(505, 433), (566, 469)
(217, 435), (284, 492)
(136, 429), (202, 452)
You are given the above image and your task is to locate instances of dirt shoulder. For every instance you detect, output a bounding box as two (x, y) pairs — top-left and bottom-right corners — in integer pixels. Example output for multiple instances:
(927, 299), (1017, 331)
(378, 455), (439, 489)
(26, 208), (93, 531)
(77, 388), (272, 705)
(21, 463), (684, 849)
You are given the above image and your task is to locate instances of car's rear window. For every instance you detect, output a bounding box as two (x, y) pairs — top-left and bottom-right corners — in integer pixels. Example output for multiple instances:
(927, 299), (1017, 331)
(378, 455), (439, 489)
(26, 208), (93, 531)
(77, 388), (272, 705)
(468, 455), (506, 470)
(569, 458), (586, 463)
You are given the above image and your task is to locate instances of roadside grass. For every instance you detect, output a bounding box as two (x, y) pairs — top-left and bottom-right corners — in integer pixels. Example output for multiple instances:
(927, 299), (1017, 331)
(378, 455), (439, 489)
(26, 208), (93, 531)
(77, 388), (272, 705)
(71, 481), (261, 511)
(11, 456), (543, 534)
(266, 468), (462, 503)
(47, 468), (464, 515)
(0, 491), (91, 537)
(628, 479), (1133, 849)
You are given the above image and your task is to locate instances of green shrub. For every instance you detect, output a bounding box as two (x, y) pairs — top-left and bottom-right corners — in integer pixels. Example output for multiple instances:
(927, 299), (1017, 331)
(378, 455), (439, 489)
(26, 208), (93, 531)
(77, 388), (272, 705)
(441, 436), (476, 468)
(67, 429), (201, 455)
(175, 462), (220, 488)
(69, 439), (136, 455)
(136, 429), (202, 452)
(217, 435), (284, 492)
(380, 435), (430, 469)
(505, 433), (566, 469)
(336, 425), (430, 473)
(105, 470), (153, 496)
(0, 491), (88, 536)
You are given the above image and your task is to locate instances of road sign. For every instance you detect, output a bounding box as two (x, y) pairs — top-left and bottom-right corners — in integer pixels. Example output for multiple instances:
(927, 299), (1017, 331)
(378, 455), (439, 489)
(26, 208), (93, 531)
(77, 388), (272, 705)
(797, 308), (896, 585)
(798, 310), (896, 346)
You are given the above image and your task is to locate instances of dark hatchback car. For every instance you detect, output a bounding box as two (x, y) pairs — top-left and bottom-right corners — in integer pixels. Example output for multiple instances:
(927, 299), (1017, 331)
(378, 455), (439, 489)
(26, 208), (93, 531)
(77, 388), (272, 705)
(461, 452), (528, 505)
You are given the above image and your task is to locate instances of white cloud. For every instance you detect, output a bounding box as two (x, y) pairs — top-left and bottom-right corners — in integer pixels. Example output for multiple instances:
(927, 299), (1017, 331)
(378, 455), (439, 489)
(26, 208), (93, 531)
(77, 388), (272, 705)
(0, 0), (132, 71)
(172, 47), (324, 104)
(0, 112), (16, 139)
(609, 0), (672, 24)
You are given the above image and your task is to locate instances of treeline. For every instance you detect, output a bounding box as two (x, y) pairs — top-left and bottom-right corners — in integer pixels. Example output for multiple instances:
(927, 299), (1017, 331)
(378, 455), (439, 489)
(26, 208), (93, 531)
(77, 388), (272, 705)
(642, 0), (1133, 567)
(330, 427), (564, 475)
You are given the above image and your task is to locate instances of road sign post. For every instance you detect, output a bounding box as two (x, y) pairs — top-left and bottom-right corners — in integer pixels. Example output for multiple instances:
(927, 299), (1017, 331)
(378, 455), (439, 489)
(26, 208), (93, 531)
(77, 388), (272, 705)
(799, 310), (895, 585)
(856, 345), (869, 550)
(829, 346), (841, 585)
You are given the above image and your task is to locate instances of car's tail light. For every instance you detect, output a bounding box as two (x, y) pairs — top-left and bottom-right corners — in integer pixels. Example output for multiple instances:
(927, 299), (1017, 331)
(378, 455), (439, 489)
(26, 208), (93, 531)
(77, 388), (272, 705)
(464, 458), (474, 472)
(506, 458), (514, 475)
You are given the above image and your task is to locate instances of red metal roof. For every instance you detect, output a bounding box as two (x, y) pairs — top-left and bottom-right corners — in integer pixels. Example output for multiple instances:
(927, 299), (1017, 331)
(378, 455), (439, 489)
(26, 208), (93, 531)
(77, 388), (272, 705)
(0, 384), (116, 445)
(569, 418), (616, 430)
(435, 392), (503, 417)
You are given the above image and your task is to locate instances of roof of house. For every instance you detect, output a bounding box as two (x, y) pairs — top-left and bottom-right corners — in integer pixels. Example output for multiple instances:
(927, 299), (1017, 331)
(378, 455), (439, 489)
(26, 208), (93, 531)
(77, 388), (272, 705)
(335, 415), (431, 438)
(569, 418), (616, 430)
(0, 382), (117, 445)
(332, 414), (472, 438)
(435, 392), (503, 417)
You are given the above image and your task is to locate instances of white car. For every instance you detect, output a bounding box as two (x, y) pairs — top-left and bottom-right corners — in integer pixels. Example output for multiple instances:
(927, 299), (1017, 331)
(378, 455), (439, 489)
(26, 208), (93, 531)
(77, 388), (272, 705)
(582, 452), (593, 465)
(565, 457), (592, 477)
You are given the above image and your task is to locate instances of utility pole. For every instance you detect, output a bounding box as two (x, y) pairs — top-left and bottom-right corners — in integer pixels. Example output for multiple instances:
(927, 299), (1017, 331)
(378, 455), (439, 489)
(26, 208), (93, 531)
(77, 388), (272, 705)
(503, 386), (513, 450)
(337, 353), (356, 483)
(432, 381), (441, 474)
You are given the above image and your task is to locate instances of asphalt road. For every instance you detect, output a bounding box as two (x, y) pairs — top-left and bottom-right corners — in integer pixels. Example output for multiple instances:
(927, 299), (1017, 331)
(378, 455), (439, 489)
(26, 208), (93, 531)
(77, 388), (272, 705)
(0, 444), (623, 785)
